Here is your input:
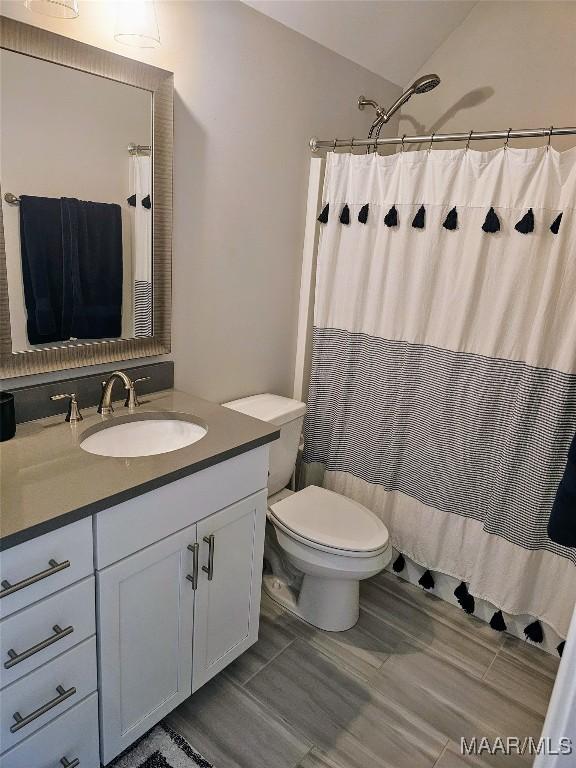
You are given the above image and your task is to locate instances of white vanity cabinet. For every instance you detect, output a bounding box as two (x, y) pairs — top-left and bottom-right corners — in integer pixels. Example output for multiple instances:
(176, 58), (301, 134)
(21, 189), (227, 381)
(98, 490), (266, 763)
(95, 446), (269, 765)
(0, 443), (270, 767)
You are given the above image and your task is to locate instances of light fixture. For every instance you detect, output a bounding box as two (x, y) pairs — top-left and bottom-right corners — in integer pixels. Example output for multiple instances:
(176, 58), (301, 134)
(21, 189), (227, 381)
(24, 0), (79, 18)
(114, 0), (161, 49)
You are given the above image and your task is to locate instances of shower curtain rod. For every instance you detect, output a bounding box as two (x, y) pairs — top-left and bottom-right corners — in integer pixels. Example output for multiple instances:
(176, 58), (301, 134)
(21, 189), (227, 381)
(309, 126), (576, 152)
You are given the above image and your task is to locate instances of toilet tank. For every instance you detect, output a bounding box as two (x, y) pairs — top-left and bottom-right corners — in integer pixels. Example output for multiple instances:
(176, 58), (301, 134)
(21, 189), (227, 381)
(222, 394), (306, 495)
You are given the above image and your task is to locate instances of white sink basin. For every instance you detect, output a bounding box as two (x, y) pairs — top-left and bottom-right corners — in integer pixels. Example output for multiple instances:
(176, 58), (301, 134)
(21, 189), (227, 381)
(80, 415), (207, 458)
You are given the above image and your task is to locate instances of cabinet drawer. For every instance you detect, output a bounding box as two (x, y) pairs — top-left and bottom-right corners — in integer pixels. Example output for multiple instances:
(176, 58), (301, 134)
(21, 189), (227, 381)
(0, 692), (100, 768)
(0, 637), (97, 754)
(96, 444), (269, 567)
(0, 578), (95, 690)
(0, 519), (94, 619)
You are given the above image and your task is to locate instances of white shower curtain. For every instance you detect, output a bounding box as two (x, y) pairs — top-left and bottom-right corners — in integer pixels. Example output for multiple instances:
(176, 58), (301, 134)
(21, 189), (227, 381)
(129, 154), (152, 337)
(303, 146), (576, 638)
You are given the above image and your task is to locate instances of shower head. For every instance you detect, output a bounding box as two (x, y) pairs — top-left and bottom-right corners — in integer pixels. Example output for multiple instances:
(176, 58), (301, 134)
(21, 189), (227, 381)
(359, 74), (441, 133)
(412, 74), (441, 94)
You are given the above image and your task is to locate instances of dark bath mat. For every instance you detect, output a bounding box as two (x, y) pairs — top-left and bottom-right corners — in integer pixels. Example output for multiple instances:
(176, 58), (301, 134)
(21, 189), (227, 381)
(108, 722), (213, 768)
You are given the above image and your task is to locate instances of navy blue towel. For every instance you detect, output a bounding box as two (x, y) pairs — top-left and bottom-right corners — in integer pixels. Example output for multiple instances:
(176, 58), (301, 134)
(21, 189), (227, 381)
(548, 432), (576, 548)
(19, 196), (123, 343)
(19, 196), (67, 344)
(61, 198), (123, 340)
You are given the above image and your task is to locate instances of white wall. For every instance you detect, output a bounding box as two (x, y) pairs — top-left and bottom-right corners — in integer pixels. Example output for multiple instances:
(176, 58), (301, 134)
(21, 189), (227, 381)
(0, 0), (400, 399)
(1, 49), (151, 350)
(399, 1), (576, 152)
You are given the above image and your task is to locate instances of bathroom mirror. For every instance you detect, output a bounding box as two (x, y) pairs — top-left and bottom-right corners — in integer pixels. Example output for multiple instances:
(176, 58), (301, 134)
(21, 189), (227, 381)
(0, 17), (173, 378)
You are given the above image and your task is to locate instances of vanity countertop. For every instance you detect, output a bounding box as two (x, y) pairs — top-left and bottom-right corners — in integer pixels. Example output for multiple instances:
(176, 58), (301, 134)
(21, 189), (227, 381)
(0, 389), (279, 550)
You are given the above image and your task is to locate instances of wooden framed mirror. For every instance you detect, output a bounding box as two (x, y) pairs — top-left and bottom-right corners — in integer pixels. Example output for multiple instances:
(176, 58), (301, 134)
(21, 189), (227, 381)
(0, 17), (173, 378)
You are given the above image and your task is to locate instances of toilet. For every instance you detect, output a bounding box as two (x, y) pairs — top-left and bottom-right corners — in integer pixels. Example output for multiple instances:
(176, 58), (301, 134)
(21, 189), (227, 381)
(223, 394), (392, 631)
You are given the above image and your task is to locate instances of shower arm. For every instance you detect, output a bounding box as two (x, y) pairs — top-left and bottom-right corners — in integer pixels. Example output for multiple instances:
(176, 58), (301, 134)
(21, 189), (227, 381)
(360, 89), (417, 136)
(358, 88), (415, 139)
(360, 75), (441, 137)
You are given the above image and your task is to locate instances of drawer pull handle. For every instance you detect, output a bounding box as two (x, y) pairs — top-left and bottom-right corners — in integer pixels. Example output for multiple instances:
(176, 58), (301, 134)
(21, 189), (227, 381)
(60, 758), (80, 768)
(202, 534), (215, 581)
(186, 543), (199, 590)
(10, 684), (76, 733)
(5, 624), (74, 669)
(0, 559), (71, 599)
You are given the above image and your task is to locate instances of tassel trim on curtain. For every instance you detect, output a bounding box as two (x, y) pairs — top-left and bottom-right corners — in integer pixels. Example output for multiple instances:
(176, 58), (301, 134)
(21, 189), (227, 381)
(317, 202), (564, 234)
(391, 553), (563, 654)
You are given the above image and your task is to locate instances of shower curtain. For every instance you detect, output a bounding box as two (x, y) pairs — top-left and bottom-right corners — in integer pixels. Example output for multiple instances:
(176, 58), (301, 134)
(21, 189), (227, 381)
(303, 146), (576, 638)
(129, 154), (152, 337)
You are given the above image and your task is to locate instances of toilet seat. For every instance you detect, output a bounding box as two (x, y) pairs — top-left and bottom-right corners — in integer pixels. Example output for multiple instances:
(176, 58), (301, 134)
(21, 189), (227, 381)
(269, 485), (389, 558)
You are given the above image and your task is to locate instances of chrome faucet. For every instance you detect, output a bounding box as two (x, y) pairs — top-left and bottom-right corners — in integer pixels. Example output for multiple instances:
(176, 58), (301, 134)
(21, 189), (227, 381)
(98, 371), (134, 415)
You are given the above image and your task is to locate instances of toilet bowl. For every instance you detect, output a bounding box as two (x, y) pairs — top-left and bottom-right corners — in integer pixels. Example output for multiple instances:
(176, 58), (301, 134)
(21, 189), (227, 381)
(222, 394), (391, 631)
(268, 485), (391, 631)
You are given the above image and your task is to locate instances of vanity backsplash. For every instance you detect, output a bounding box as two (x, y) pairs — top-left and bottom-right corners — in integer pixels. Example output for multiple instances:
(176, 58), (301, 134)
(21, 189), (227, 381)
(6, 360), (174, 424)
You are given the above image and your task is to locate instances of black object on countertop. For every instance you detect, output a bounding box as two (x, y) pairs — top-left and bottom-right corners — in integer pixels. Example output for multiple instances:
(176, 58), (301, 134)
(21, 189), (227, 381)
(0, 392), (16, 442)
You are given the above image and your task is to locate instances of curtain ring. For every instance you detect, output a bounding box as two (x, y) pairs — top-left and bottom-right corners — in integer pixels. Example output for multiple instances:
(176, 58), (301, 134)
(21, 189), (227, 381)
(504, 128), (512, 150)
(333, 138), (338, 153)
(401, 134), (406, 153)
(428, 132), (435, 153)
(465, 130), (473, 151)
(547, 126), (553, 152)
(350, 137), (355, 152)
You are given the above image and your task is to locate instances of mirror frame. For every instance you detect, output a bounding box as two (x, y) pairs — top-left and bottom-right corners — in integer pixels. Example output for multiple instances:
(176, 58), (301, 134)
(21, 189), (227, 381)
(0, 17), (173, 378)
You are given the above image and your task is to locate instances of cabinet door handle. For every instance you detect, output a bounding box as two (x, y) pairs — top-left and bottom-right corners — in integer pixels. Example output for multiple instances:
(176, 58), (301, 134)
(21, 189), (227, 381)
(60, 758), (80, 768)
(5, 624), (74, 669)
(0, 559), (71, 599)
(186, 543), (199, 590)
(202, 535), (215, 581)
(10, 684), (76, 733)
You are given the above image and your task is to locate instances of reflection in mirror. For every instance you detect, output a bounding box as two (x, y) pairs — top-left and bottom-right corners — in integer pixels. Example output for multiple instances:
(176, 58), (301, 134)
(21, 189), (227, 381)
(1, 49), (153, 353)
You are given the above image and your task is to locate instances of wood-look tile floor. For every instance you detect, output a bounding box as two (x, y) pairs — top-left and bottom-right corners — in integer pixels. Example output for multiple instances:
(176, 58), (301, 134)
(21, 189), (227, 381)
(166, 571), (559, 768)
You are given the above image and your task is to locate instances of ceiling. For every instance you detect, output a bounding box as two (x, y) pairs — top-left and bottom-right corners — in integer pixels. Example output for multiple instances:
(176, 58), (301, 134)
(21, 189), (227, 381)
(244, 0), (477, 88)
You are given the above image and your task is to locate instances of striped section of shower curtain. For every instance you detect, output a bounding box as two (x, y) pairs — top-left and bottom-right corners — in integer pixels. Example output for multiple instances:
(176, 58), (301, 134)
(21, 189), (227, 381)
(302, 147), (576, 637)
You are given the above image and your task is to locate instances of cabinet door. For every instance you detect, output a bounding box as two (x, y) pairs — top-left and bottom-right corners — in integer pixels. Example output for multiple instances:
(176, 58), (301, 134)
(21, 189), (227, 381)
(98, 525), (197, 765)
(192, 490), (267, 691)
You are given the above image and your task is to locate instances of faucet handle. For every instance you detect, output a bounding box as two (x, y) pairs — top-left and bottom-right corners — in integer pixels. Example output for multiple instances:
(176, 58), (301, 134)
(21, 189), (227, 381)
(50, 393), (83, 423)
(124, 376), (151, 410)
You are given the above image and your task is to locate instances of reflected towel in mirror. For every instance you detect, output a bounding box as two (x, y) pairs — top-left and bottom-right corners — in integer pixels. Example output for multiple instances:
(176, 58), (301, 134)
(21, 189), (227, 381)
(19, 195), (123, 344)
(19, 195), (66, 344)
(61, 197), (123, 339)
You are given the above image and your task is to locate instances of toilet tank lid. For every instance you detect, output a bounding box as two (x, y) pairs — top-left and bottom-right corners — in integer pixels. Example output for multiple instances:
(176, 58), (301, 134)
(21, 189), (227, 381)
(222, 393), (306, 426)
